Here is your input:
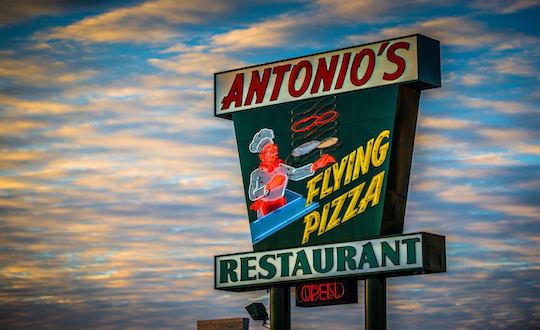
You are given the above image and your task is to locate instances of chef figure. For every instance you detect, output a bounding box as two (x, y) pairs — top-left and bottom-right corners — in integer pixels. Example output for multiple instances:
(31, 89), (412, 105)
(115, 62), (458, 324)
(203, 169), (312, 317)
(248, 128), (335, 218)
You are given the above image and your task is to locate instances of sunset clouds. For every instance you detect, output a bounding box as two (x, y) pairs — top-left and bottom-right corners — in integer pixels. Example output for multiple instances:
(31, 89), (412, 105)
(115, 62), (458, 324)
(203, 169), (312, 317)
(1, 1), (539, 329)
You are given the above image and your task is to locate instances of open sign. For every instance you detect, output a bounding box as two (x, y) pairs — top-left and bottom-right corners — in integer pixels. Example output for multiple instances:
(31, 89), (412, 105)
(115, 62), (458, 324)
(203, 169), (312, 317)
(296, 278), (358, 307)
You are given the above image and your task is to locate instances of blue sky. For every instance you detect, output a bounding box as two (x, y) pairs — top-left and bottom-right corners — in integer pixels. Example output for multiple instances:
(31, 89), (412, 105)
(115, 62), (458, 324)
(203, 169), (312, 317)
(0, 1), (539, 329)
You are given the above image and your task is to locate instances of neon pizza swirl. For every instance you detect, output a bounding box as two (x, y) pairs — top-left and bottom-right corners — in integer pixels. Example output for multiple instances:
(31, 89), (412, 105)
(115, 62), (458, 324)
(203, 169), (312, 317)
(291, 110), (339, 133)
(287, 96), (341, 166)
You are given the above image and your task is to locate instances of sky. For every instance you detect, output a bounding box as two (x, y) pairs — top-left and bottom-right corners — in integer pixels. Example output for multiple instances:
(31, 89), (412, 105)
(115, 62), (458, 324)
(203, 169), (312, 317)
(0, 0), (539, 329)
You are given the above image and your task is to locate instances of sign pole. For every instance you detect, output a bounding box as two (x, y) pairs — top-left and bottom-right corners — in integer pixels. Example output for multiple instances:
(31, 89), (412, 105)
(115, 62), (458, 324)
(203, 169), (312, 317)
(365, 277), (386, 330)
(213, 34), (443, 330)
(270, 286), (290, 330)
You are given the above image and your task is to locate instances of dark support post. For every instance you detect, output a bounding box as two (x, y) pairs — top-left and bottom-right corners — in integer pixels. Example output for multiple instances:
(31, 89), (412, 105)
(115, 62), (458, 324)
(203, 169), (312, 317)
(270, 286), (290, 330)
(365, 277), (387, 330)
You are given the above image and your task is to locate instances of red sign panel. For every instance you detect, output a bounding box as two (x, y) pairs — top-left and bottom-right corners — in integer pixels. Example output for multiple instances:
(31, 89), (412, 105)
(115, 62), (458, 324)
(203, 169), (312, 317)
(295, 278), (358, 307)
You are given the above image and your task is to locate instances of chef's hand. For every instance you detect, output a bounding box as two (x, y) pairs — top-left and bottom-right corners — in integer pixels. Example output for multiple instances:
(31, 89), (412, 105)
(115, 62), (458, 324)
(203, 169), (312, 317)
(312, 154), (336, 171)
(266, 175), (285, 190)
(249, 200), (262, 211)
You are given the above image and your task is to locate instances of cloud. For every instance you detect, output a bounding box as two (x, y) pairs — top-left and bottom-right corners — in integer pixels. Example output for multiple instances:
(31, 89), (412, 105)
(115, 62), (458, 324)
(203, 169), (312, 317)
(0, 1), (129, 26)
(438, 185), (540, 218)
(210, 13), (315, 52)
(478, 128), (540, 155)
(148, 52), (246, 76)
(460, 74), (486, 86)
(416, 117), (538, 164)
(0, 0), (122, 25)
(316, 0), (393, 20)
(459, 152), (520, 166)
(0, 148), (57, 173)
(159, 43), (209, 54)
(347, 16), (538, 51)
(459, 96), (534, 114)
(478, 128), (529, 141)
(0, 1), (85, 26)
(422, 123), (540, 168)
(419, 116), (476, 130)
(209, 1), (447, 52)
(208, 2), (538, 55)
(413, 180), (445, 192)
(0, 95), (74, 115)
(315, 0), (460, 24)
(491, 57), (538, 77)
(438, 43), (538, 90)
(0, 1), (60, 25)
(0, 120), (47, 135)
(0, 56), (97, 87)
(470, 0), (540, 14)
(514, 178), (540, 190)
(37, 0), (230, 44)
(422, 166), (499, 179)
(415, 133), (463, 150)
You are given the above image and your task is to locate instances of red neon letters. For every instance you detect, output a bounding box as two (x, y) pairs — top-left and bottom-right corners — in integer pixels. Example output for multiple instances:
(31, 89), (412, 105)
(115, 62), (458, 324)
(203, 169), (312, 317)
(220, 40), (411, 110)
(296, 281), (345, 303)
(383, 42), (409, 81)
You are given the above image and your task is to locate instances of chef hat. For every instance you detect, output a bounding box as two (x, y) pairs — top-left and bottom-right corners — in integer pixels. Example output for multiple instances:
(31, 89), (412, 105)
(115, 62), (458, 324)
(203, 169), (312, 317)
(249, 128), (274, 153)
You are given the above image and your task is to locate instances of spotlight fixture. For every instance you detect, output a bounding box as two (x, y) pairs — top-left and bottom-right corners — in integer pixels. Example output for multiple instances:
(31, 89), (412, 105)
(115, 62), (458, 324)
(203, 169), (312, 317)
(245, 302), (269, 326)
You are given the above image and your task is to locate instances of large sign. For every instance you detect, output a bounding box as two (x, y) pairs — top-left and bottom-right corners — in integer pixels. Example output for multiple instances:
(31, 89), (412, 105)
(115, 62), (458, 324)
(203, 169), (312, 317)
(215, 34), (439, 118)
(212, 34), (445, 296)
(215, 233), (445, 291)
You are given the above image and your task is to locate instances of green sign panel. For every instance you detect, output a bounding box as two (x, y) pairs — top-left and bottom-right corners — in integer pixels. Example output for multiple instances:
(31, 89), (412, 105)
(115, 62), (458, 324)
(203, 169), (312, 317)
(233, 87), (394, 251)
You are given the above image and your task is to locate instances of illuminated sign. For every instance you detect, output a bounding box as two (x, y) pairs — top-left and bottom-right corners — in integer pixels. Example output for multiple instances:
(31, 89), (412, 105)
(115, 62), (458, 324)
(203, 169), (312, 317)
(295, 278), (358, 308)
(214, 34), (441, 254)
(214, 233), (446, 291)
(212, 34), (445, 296)
(215, 35), (439, 117)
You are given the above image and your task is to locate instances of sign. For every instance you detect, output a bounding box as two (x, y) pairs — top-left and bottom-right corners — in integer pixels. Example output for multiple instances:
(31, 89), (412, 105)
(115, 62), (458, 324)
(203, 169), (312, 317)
(214, 34), (441, 254)
(295, 278), (358, 308)
(212, 34), (446, 302)
(215, 232), (445, 291)
(215, 34), (440, 118)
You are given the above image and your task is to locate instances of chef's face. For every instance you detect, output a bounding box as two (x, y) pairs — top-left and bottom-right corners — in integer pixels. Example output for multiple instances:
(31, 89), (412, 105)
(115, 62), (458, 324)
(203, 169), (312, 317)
(260, 143), (278, 163)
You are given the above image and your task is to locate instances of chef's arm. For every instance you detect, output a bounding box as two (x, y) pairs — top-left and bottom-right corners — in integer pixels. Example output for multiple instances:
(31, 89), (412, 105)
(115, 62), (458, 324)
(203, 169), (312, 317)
(248, 170), (267, 201)
(285, 163), (314, 181)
